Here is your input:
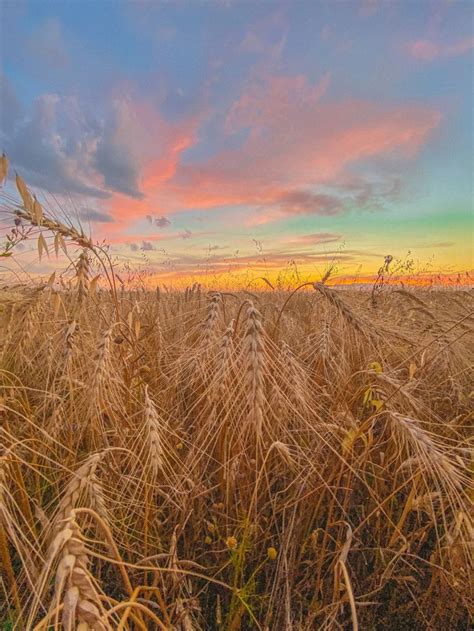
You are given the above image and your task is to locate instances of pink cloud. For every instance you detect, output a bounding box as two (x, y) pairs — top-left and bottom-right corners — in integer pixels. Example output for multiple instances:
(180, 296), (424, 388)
(358, 0), (384, 17)
(406, 36), (474, 61)
(166, 73), (440, 221)
(224, 73), (331, 133)
(100, 98), (202, 228)
(238, 10), (287, 58)
(247, 191), (344, 226)
(104, 72), (441, 228)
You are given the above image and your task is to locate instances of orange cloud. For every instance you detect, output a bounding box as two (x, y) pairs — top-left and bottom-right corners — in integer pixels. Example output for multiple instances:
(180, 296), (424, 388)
(105, 73), (441, 228)
(100, 99), (202, 228)
(168, 74), (441, 220)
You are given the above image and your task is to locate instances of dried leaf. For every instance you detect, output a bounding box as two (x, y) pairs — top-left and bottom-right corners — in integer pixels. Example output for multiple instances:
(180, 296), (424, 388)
(134, 318), (141, 339)
(38, 233), (49, 260)
(0, 153), (9, 184)
(338, 524), (352, 564)
(33, 197), (43, 224)
(54, 233), (60, 256)
(53, 292), (62, 317)
(59, 234), (67, 256)
(47, 271), (56, 287)
(15, 173), (33, 213)
(89, 275), (100, 294)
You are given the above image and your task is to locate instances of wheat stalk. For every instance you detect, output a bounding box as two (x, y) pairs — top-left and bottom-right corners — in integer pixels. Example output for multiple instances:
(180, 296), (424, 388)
(49, 513), (110, 630)
(144, 385), (165, 478)
(242, 303), (266, 438)
(52, 454), (103, 536)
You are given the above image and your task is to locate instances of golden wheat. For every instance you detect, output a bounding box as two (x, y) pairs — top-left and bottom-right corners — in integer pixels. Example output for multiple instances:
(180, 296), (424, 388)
(0, 174), (472, 629)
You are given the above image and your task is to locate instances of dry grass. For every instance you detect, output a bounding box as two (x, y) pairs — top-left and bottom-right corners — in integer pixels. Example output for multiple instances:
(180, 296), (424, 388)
(0, 176), (473, 629)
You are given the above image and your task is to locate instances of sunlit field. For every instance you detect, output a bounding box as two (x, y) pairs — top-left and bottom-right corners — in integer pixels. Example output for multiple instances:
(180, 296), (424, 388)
(0, 172), (472, 630)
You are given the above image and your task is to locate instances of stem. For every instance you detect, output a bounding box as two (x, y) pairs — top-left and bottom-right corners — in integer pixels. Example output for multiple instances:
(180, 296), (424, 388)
(273, 282), (314, 338)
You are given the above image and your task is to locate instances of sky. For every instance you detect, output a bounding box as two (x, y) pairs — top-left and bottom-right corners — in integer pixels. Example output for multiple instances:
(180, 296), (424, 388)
(0, 0), (473, 286)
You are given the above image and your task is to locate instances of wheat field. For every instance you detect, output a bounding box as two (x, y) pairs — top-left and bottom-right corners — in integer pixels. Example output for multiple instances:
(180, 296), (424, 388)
(0, 173), (473, 629)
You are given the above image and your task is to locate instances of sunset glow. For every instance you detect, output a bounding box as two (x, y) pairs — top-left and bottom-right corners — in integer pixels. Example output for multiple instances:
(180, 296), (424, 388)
(1, 0), (472, 285)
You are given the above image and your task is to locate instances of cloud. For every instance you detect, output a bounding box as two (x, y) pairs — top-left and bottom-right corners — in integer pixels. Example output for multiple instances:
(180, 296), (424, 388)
(78, 208), (114, 223)
(276, 191), (343, 216)
(143, 249), (360, 282)
(2, 92), (111, 198)
(155, 215), (171, 228)
(179, 229), (192, 240)
(169, 72), (440, 222)
(104, 99), (203, 224)
(0, 75), (22, 130)
(337, 176), (403, 211)
(224, 73), (330, 134)
(417, 241), (454, 249)
(146, 214), (171, 227)
(249, 190), (344, 225)
(289, 232), (341, 246)
(94, 98), (145, 199)
(2, 68), (442, 232)
(358, 0), (384, 17)
(26, 18), (69, 70)
(130, 240), (156, 251)
(430, 242), (453, 248)
(1, 81), (202, 223)
(238, 10), (287, 59)
(405, 37), (474, 61)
